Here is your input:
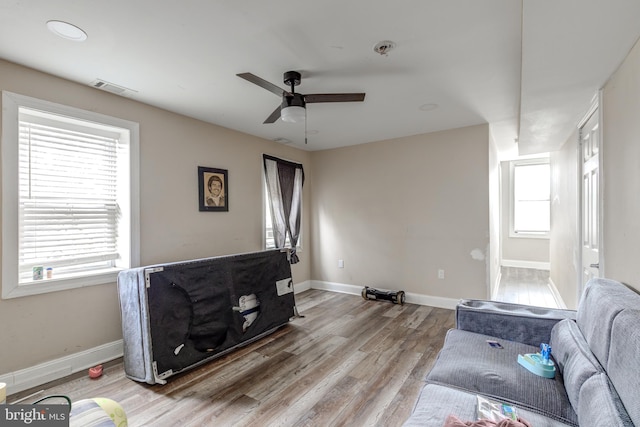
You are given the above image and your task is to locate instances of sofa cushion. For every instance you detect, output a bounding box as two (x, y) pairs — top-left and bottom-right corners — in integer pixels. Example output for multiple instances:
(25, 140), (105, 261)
(607, 309), (640, 426)
(425, 329), (578, 425)
(550, 319), (603, 411)
(576, 278), (639, 368)
(402, 384), (574, 427)
(577, 373), (634, 427)
(456, 299), (576, 347)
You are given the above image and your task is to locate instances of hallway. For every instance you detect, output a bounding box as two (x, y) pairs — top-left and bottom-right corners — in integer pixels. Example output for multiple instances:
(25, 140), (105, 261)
(495, 267), (559, 308)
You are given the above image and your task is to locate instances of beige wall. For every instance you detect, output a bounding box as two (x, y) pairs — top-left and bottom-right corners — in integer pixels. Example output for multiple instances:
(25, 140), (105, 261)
(549, 129), (580, 309)
(0, 59), (311, 374)
(499, 161), (550, 264)
(310, 124), (490, 300)
(601, 36), (640, 293)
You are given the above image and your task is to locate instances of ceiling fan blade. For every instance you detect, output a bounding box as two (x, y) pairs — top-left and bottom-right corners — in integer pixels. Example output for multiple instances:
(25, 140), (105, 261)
(263, 105), (282, 124)
(237, 73), (291, 97)
(304, 93), (366, 103)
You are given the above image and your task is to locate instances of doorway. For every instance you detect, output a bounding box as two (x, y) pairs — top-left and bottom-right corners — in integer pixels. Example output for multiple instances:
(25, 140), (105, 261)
(494, 157), (556, 308)
(579, 102), (602, 295)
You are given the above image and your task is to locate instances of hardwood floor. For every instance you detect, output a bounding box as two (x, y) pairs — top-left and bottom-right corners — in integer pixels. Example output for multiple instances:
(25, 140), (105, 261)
(9, 290), (455, 427)
(495, 267), (559, 308)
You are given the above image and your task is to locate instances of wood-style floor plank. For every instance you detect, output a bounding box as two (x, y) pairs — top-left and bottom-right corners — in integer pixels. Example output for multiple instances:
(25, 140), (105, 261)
(496, 267), (559, 308)
(9, 289), (455, 426)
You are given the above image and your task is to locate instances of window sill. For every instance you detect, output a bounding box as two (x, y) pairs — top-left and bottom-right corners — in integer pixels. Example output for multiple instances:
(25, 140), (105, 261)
(2, 268), (122, 299)
(508, 232), (550, 240)
(265, 246), (302, 253)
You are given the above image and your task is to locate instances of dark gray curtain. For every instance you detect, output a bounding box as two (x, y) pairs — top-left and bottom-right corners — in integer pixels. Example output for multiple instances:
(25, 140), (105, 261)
(263, 154), (304, 264)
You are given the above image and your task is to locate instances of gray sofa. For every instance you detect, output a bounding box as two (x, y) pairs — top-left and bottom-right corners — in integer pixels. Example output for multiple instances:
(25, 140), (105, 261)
(403, 278), (639, 427)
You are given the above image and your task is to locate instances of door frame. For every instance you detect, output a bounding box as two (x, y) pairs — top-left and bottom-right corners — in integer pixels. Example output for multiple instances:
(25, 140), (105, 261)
(577, 91), (604, 299)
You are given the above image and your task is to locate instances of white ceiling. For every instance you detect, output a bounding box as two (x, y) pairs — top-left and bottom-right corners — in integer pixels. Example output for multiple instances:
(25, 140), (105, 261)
(1, 1), (639, 157)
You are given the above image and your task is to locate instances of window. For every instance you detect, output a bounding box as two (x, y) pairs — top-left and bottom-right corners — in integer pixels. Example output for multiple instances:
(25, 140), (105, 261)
(264, 181), (299, 250)
(2, 92), (139, 298)
(510, 159), (550, 237)
(264, 181), (279, 249)
(263, 155), (304, 262)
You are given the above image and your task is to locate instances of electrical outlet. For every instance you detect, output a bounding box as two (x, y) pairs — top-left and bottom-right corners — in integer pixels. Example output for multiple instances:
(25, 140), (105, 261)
(338, 259), (344, 268)
(438, 269), (445, 279)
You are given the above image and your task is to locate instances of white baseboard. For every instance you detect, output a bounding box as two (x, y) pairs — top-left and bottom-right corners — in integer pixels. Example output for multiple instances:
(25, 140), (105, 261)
(547, 278), (568, 309)
(310, 280), (360, 296)
(501, 259), (550, 270)
(0, 340), (123, 396)
(310, 280), (459, 310)
(404, 292), (460, 310)
(293, 280), (311, 294)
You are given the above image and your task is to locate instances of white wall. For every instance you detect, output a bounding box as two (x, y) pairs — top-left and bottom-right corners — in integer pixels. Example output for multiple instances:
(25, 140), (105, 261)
(310, 124), (490, 301)
(601, 36), (640, 293)
(0, 59), (311, 375)
(548, 35), (640, 301)
(489, 131), (501, 297)
(549, 129), (580, 309)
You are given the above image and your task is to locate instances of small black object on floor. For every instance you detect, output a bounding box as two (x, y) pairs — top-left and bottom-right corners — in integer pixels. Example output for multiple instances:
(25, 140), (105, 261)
(361, 286), (406, 305)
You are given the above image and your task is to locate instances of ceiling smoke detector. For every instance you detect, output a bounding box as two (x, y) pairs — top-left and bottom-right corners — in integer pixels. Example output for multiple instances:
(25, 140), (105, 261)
(373, 40), (396, 56)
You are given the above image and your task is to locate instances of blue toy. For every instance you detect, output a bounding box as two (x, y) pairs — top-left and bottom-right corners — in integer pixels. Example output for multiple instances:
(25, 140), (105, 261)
(517, 343), (556, 378)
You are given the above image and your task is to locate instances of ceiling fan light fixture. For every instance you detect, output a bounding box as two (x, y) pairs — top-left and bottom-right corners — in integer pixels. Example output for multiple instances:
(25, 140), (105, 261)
(237, 71), (364, 125)
(281, 106), (305, 123)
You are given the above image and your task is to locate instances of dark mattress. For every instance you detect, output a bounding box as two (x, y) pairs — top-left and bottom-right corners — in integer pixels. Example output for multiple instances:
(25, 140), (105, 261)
(117, 249), (295, 384)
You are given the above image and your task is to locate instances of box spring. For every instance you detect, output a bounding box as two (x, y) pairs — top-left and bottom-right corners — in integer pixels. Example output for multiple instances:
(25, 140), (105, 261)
(117, 249), (295, 384)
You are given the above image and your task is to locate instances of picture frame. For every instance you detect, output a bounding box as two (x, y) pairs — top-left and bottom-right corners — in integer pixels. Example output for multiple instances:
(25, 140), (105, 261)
(198, 166), (228, 212)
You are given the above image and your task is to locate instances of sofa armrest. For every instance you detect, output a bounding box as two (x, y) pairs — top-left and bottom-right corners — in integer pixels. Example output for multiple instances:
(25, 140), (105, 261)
(456, 299), (577, 346)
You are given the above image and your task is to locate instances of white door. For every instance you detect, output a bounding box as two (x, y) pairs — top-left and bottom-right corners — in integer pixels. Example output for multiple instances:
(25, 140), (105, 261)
(580, 106), (600, 292)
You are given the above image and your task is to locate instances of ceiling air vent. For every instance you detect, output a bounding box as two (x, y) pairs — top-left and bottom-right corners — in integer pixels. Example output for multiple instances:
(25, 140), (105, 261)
(90, 79), (137, 96)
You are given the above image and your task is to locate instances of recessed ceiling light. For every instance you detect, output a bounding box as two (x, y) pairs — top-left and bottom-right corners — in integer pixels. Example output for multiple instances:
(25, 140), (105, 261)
(418, 103), (439, 112)
(46, 20), (87, 42)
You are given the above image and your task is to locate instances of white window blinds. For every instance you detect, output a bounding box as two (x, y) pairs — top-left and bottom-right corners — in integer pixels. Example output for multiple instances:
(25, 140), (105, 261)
(18, 109), (122, 283)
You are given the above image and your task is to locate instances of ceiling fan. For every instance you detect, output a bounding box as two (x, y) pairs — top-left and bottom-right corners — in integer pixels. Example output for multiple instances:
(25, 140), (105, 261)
(237, 71), (366, 124)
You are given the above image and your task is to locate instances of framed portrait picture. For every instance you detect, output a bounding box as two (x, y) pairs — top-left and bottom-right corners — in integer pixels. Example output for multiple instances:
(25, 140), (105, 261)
(198, 166), (228, 212)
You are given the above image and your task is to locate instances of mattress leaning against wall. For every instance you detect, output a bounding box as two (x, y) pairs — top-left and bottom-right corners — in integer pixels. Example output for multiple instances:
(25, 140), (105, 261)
(117, 249), (296, 384)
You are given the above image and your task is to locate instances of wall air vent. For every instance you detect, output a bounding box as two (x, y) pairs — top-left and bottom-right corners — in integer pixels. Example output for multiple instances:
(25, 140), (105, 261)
(90, 79), (137, 97)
